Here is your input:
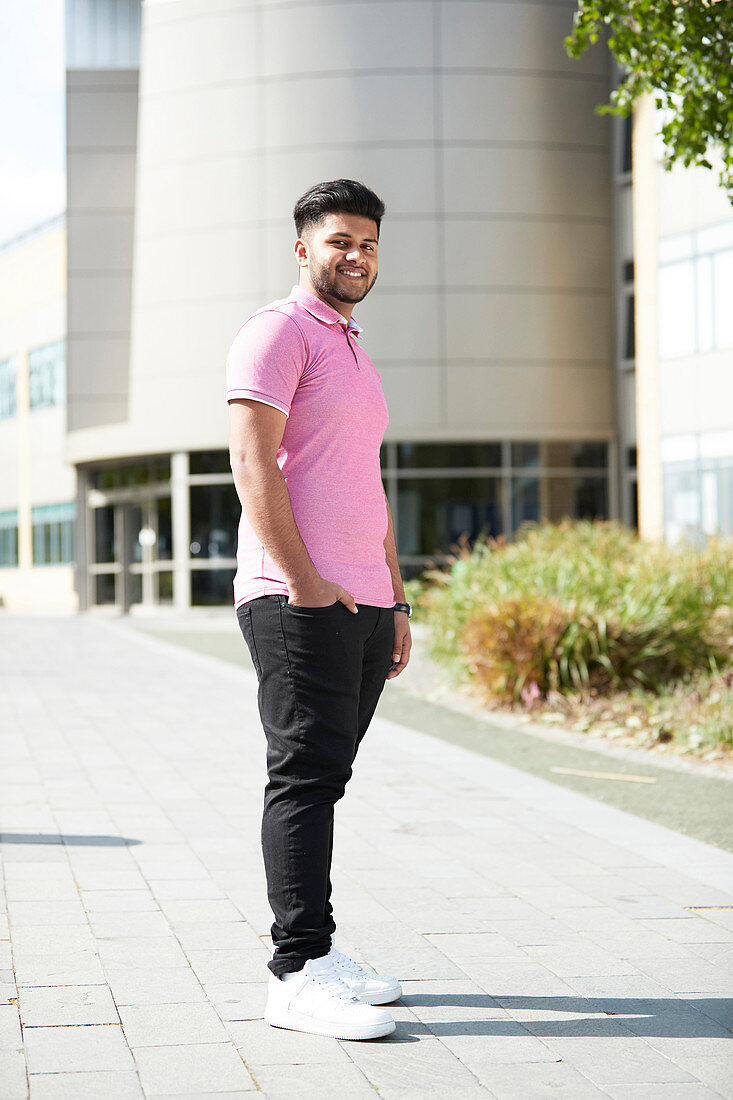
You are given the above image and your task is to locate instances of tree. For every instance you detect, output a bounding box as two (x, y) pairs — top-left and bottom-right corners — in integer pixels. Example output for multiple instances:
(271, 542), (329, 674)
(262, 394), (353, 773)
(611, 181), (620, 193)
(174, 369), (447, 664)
(565, 0), (733, 201)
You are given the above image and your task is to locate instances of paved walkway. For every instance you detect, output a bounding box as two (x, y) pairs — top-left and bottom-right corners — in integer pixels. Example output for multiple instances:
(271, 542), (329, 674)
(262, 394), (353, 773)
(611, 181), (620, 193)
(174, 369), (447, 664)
(1, 615), (732, 1099)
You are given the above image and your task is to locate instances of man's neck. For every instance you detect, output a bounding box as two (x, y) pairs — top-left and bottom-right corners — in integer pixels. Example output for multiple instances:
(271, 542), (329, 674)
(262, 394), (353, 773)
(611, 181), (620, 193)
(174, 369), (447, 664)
(298, 276), (353, 321)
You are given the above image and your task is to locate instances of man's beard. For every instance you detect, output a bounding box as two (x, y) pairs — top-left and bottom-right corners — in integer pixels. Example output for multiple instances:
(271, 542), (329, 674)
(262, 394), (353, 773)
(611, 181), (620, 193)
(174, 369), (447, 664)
(310, 259), (377, 304)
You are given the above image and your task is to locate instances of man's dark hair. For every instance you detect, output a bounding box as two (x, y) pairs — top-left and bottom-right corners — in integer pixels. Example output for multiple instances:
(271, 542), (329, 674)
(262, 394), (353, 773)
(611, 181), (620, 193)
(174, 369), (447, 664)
(293, 179), (386, 239)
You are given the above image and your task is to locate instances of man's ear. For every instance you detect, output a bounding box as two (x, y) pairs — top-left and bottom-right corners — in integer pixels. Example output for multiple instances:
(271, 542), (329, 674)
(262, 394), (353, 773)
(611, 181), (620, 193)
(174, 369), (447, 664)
(294, 237), (309, 268)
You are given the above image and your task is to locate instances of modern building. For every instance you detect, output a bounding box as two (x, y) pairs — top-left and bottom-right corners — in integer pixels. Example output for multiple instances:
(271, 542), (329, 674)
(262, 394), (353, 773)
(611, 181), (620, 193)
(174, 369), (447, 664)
(0, 0), (730, 613)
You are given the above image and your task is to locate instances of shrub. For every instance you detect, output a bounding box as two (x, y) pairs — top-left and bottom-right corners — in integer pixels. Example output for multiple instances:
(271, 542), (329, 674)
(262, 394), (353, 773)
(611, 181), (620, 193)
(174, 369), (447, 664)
(414, 520), (733, 703)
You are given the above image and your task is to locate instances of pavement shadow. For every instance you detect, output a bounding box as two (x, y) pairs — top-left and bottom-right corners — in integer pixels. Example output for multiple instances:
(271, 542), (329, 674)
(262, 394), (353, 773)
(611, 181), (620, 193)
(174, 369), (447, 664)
(400, 994), (733, 1038)
(0, 833), (142, 846)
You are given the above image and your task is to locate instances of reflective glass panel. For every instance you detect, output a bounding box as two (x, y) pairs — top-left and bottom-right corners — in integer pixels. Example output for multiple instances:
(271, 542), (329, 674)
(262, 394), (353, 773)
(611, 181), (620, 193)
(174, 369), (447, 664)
(397, 442), (502, 469)
(192, 568), (236, 606)
(396, 477), (503, 556)
(190, 485), (239, 560)
(190, 450), (231, 475)
(94, 505), (115, 563)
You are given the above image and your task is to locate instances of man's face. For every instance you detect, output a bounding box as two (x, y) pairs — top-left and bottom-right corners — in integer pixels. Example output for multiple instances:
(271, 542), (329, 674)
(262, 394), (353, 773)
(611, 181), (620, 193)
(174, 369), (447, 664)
(297, 212), (379, 305)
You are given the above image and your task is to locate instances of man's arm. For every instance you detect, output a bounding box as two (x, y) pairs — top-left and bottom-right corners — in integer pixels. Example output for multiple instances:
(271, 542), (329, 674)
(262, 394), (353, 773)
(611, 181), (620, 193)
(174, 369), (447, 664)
(229, 398), (357, 611)
(383, 491), (411, 679)
(383, 493), (405, 603)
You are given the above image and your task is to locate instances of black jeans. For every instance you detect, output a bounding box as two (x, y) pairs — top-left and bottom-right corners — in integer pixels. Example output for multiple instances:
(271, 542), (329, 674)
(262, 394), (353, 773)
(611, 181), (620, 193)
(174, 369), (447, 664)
(236, 594), (395, 977)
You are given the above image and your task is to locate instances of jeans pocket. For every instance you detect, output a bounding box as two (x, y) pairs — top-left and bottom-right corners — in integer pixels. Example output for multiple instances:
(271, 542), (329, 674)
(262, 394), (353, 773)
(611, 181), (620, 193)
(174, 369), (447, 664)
(283, 599), (341, 614)
(236, 604), (263, 678)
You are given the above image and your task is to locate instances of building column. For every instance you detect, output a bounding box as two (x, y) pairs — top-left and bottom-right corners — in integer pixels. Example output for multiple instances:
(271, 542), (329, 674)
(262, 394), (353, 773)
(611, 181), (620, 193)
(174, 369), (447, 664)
(171, 451), (190, 611)
(74, 466), (90, 610)
(632, 93), (664, 541)
(16, 347), (32, 569)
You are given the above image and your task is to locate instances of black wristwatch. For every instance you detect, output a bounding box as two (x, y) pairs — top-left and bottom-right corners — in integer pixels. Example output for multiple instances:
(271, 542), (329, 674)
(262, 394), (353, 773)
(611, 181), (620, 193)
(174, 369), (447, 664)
(393, 602), (412, 618)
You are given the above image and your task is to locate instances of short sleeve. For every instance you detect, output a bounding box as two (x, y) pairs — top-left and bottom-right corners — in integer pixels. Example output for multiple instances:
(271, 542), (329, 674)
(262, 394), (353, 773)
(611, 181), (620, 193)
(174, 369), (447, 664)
(225, 310), (308, 417)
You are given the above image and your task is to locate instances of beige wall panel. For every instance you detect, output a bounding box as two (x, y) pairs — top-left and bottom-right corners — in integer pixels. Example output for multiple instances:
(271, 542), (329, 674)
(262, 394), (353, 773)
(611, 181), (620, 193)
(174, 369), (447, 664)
(264, 223), (310, 297)
(0, 229), (66, 324)
(133, 225), (262, 308)
(620, 369), (636, 447)
(354, 291), (441, 361)
(617, 186), (633, 262)
(130, 375), (230, 453)
(144, 0), (250, 28)
(263, 74), (434, 148)
(445, 363), (614, 436)
(443, 146), (610, 219)
(443, 72), (608, 146)
(658, 159), (733, 237)
(66, 337), (129, 400)
(66, 152), (137, 208)
(445, 291), (611, 362)
(135, 156), (258, 236)
(66, 90), (138, 150)
(0, 566), (77, 612)
(67, 213), (135, 271)
(69, 274), (132, 336)
(441, 1), (604, 76)
(379, 365), (443, 434)
(137, 84), (258, 167)
(0, 423), (19, 510)
(262, 147), (438, 219)
(28, 409), (76, 503)
(660, 353), (733, 437)
(128, 296), (260, 389)
(141, 7), (256, 95)
(444, 220), (611, 290)
(261, 2), (433, 77)
(374, 219), (440, 289)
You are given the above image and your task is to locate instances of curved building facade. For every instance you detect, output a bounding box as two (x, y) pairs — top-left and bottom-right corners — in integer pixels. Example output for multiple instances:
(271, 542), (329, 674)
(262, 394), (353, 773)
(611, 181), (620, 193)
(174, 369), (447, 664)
(66, 0), (616, 609)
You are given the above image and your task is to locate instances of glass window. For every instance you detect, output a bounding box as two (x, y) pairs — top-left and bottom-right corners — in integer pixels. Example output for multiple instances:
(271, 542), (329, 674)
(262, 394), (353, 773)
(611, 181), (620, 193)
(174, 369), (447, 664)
(0, 511), (19, 567)
(659, 234), (694, 264)
(511, 442), (607, 470)
(697, 222), (733, 252)
(511, 443), (539, 469)
(0, 358), (16, 420)
(624, 292), (635, 359)
(31, 503), (75, 565)
(397, 477), (503, 556)
(512, 477), (608, 528)
(713, 250), (733, 348)
(190, 450), (231, 475)
(190, 484), (239, 560)
(94, 505), (116, 563)
(95, 574), (116, 604)
(396, 442), (502, 469)
(192, 568), (236, 606)
(92, 457), (171, 490)
(28, 340), (66, 410)
(658, 261), (696, 359)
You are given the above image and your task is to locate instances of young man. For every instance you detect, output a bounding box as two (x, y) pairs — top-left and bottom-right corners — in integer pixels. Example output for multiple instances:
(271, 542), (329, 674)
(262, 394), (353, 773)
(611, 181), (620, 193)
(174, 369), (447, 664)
(227, 180), (412, 1040)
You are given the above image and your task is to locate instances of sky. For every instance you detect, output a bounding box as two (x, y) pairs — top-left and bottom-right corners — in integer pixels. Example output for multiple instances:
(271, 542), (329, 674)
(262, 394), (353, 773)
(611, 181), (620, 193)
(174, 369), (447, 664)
(0, 0), (66, 246)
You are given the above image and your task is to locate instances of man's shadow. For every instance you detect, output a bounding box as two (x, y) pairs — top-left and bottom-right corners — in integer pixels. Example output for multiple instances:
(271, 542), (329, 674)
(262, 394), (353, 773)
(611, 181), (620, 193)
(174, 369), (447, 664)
(385, 993), (732, 1042)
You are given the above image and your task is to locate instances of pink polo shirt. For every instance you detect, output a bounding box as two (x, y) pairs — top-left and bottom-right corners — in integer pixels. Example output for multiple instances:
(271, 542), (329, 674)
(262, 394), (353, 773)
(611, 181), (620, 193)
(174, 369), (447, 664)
(226, 285), (395, 609)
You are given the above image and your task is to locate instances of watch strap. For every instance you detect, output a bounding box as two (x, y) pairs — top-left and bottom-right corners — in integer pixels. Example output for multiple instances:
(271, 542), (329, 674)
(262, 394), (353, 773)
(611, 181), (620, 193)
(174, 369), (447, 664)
(393, 602), (412, 618)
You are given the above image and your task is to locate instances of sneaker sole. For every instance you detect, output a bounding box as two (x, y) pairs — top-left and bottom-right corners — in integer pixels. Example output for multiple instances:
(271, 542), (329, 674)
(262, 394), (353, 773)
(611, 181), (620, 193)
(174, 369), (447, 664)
(265, 1007), (395, 1040)
(356, 983), (402, 1006)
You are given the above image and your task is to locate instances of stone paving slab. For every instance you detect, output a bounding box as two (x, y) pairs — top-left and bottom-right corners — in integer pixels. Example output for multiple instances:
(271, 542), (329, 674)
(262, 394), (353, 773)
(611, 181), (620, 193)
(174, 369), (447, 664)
(1, 615), (732, 1099)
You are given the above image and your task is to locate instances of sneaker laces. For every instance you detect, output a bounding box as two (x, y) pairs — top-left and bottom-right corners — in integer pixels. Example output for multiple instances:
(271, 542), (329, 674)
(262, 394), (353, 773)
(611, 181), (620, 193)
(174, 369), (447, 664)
(329, 946), (370, 978)
(309, 959), (361, 1003)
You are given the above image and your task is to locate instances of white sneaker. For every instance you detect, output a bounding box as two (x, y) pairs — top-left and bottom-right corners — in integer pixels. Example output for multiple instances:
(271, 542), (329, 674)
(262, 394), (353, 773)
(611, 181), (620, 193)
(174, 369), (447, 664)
(265, 955), (396, 1040)
(328, 942), (402, 1005)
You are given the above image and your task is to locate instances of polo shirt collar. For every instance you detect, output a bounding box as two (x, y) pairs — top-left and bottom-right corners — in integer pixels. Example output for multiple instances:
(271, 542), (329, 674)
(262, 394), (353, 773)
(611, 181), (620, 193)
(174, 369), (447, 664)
(290, 284), (363, 337)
